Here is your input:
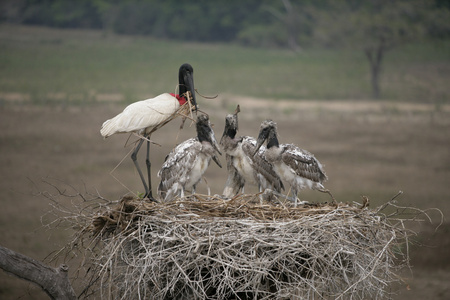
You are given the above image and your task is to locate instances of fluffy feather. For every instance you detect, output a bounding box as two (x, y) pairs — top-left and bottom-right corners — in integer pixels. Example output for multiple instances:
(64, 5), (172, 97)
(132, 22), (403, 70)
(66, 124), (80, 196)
(255, 119), (329, 205)
(158, 115), (220, 201)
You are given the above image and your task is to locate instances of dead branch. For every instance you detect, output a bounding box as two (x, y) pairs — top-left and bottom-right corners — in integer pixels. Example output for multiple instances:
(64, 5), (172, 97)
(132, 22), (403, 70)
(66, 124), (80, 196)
(0, 245), (77, 300)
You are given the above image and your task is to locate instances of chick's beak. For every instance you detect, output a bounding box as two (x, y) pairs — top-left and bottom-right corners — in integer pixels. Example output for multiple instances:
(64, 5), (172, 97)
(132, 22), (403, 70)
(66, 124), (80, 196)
(253, 131), (267, 156)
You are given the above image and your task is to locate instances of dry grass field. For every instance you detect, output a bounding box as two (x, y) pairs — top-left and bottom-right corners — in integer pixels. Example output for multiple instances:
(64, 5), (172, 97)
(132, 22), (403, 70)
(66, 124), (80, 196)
(0, 97), (449, 299)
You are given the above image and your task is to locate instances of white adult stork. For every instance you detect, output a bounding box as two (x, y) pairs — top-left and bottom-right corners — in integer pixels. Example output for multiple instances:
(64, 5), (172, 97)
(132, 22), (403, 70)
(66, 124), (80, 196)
(254, 119), (334, 206)
(157, 114), (222, 201)
(220, 105), (284, 198)
(100, 63), (197, 200)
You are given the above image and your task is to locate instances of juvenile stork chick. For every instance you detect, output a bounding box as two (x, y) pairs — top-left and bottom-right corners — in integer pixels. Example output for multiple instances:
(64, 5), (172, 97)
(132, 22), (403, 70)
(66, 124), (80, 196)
(254, 119), (333, 206)
(158, 114), (222, 201)
(220, 106), (284, 198)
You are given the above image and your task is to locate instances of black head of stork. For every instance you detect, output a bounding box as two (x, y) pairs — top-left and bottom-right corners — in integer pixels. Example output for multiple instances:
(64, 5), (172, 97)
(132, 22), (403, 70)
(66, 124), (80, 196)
(178, 63), (197, 111)
(220, 105), (240, 142)
(197, 114), (222, 168)
(253, 119), (279, 155)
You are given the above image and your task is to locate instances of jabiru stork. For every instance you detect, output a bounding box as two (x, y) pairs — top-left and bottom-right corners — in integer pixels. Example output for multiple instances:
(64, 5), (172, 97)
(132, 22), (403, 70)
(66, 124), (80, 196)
(157, 114), (222, 201)
(254, 119), (334, 206)
(100, 63), (197, 200)
(220, 105), (284, 198)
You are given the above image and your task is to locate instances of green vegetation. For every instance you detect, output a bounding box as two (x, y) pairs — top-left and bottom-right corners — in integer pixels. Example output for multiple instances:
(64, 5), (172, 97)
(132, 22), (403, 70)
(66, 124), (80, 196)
(0, 25), (449, 104)
(2, 0), (449, 99)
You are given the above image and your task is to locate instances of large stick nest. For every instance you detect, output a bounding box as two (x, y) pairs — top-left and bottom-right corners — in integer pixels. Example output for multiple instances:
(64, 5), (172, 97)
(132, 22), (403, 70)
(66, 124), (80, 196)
(44, 189), (438, 300)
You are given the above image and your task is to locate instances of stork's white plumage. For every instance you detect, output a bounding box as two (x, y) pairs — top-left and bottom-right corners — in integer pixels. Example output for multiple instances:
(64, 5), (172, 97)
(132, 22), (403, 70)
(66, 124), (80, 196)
(158, 114), (222, 201)
(100, 63), (197, 200)
(254, 119), (334, 206)
(220, 106), (283, 198)
(100, 93), (184, 138)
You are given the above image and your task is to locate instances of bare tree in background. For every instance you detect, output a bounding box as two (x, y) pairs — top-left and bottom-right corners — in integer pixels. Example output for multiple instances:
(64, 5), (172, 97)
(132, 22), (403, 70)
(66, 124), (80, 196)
(313, 0), (450, 99)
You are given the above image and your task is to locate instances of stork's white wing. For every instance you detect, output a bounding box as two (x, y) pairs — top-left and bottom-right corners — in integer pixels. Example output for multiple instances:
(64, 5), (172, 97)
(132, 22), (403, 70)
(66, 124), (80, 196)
(100, 93), (179, 137)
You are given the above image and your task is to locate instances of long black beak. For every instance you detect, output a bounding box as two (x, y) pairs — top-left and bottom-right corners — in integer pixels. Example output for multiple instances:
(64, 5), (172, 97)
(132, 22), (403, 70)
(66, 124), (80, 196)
(197, 114), (222, 167)
(212, 155), (222, 168)
(210, 130), (222, 156)
(208, 126), (222, 167)
(208, 130), (222, 168)
(184, 72), (197, 111)
(253, 131), (267, 156)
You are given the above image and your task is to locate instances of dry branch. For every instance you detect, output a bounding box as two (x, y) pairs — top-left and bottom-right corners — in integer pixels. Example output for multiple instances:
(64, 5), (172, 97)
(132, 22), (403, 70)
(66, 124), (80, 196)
(42, 187), (440, 300)
(0, 245), (77, 300)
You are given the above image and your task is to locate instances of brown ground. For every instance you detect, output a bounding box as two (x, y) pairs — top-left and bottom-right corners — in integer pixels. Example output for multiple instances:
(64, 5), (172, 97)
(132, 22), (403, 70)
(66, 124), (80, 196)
(0, 97), (449, 299)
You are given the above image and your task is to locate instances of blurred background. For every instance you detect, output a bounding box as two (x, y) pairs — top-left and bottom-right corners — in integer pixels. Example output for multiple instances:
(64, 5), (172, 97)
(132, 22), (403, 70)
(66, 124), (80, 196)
(0, 0), (449, 299)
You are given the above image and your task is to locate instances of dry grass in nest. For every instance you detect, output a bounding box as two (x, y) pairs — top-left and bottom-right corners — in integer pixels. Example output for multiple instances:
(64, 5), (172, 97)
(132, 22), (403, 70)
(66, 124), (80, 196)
(44, 188), (441, 300)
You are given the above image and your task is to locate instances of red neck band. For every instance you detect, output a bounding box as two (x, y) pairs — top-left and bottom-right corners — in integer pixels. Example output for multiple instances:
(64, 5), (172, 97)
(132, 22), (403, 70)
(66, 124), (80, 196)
(170, 93), (187, 105)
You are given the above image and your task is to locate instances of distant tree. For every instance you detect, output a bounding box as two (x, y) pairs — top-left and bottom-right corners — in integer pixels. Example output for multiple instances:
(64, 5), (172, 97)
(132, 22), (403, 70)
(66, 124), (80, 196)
(264, 0), (303, 52)
(312, 0), (450, 99)
(91, 0), (123, 36)
(18, 0), (102, 29)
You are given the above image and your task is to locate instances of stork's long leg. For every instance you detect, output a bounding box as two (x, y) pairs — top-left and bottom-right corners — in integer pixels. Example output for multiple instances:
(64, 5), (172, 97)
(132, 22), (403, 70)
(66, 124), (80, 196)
(131, 138), (149, 198)
(145, 136), (156, 201)
(293, 190), (308, 207)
